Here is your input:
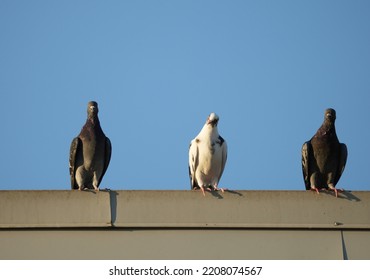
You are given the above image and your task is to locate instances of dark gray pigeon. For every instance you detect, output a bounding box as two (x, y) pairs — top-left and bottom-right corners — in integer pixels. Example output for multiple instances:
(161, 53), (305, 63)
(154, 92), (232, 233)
(69, 101), (112, 191)
(301, 108), (347, 197)
(189, 113), (228, 196)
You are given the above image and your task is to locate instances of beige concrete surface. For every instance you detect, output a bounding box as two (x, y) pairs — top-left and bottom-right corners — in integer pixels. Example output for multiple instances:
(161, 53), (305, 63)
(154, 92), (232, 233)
(113, 190), (369, 229)
(0, 229), (345, 260)
(0, 190), (369, 259)
(0, 190), (111, 228)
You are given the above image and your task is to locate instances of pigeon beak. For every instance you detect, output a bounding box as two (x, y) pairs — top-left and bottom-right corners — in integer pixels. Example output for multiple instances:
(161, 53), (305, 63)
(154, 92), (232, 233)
(208, 119), (218, 127)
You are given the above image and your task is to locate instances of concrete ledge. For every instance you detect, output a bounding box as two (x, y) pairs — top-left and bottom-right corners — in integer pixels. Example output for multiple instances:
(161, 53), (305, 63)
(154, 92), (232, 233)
(1, 190), (369, 229)
(0, 190), (111, 228)
(113, 190), (369, 229)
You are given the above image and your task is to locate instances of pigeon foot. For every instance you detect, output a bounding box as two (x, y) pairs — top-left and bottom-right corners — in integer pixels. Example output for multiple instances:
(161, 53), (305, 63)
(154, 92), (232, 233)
(200, 186), (206, 196)
(310, 186), (320, 195)
(328, 186), (344, 198)
(214, 187), (227, 193)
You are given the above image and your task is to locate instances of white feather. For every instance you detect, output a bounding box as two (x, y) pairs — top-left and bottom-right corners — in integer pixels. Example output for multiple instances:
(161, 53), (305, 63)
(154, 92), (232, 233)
(189, 113), (227, 191)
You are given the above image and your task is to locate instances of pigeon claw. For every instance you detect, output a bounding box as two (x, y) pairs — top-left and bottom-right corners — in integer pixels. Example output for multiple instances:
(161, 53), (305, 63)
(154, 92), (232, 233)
(310, 186), (320, 195)
(328, 186), (344, 198)
(330, 188), (338, 198)
(214, 187), (227, 193)
(200, 186), (206, 196)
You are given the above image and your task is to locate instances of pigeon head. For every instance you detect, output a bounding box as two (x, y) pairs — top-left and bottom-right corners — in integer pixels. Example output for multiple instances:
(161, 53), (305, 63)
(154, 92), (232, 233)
(87, 101), (99, 118)
(206, 112), (219, 127)
(324, 108), (336, 123)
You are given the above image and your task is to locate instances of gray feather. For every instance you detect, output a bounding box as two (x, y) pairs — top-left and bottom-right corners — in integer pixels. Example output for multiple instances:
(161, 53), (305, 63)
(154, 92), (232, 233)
(301, 108), (347, 191)
(69, 101), (112, 191)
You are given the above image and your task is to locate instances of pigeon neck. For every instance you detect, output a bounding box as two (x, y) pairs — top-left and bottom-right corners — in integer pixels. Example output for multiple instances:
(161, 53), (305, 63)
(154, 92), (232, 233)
(87, 115), (100, 127)
(323, 119), (335, 130)
(317, 120), (336, 137)
(200, 124), (219, 139)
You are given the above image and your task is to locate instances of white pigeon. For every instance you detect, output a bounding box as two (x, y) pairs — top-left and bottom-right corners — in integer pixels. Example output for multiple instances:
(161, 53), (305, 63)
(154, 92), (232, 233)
(188, 113), (228, 196)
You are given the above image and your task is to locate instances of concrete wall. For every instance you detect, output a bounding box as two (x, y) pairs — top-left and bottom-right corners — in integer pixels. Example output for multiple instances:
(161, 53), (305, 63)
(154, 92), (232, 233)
(0, 190), (369, 259)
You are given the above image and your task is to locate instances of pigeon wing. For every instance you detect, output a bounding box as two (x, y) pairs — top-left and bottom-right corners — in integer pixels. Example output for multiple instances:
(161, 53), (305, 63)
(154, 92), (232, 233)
(98, 137), (112, 188)
(188, 139), (200, 190)
(301, 141), (312, 190)
(218, 136), (227, 183)
(69, 137), (81, 189)
(334, 143), (347, 186)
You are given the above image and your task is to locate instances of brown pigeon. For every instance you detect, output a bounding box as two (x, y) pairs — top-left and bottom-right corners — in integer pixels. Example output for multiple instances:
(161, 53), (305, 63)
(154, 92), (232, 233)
(301, 108), (347, 197)
(188, 113), (228, 196)
(69, 101), (112, 191)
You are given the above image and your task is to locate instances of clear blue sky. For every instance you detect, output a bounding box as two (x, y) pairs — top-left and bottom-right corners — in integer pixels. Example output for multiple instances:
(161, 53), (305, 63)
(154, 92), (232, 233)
(1, 1), (369, 191)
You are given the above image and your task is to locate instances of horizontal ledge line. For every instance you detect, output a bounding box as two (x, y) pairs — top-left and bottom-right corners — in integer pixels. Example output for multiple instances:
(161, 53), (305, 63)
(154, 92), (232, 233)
(1, 223), (370, 230)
